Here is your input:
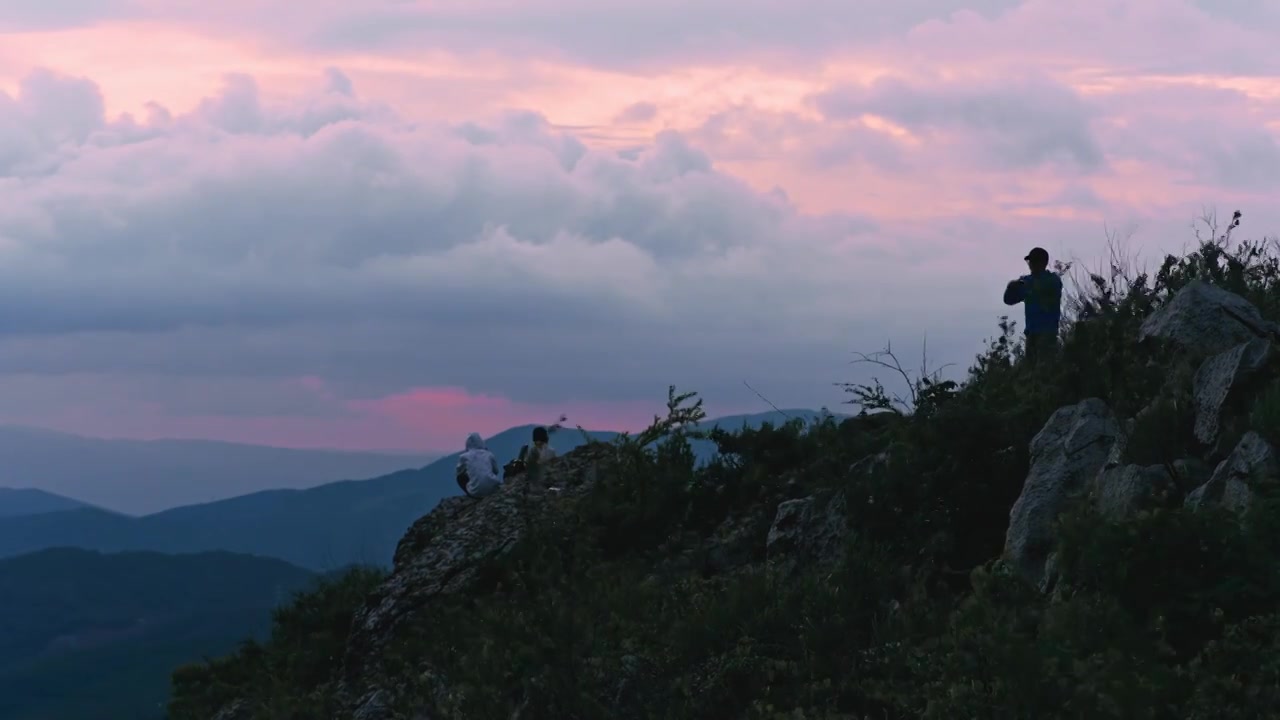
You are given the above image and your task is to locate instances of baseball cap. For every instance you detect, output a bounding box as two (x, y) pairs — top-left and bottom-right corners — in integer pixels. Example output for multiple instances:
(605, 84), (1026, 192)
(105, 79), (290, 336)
(1024, 247), (1049, 264)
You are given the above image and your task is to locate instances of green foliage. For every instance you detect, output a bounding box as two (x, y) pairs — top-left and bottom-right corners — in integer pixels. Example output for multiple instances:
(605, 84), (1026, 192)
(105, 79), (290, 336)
(169, 213), (1280, 719)
(1123, 395), (1197, 467)
(168, 566), (386, 720)
(1249, 378), (1280, 447)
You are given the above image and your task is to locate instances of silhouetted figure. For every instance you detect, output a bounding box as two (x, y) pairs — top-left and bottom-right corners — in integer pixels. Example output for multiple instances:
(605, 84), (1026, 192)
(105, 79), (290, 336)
(456, 432), (502, 498)
(529, 426), (557, 465)
(1003, 246), (1063, 363)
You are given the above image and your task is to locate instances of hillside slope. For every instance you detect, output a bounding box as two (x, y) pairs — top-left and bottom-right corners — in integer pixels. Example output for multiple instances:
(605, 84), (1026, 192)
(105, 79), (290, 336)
(170, 235), (1280, 719)
(0, 426), (439, 514)
(0, 413), (826, 570)
(0, 547), (318, 720)
(0, 488), (92, 517)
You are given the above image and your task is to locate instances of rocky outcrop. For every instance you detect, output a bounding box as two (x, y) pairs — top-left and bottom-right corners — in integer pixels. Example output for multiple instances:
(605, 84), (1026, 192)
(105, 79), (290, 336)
(1139, 280), (1279, 358)
(1004, 398), (1119, 589)
(1091, 464), (1177, 518)
(766, 492), (848, 575)
(1186, 431), (1279, 514)
(1193, 339), (1272, 445)
(338, 445), (614, 719)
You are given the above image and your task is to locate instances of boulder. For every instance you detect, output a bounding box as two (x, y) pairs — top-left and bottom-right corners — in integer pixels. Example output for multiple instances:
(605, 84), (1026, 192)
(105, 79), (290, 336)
(1186, 431), (1280, 515)
(766, 492), (848, 574)
(1192, 339), (1272, 445)
(1138, 280), (1278, 359)
(1091, 464), (1178, 518)
(1004, 398), (1120, 589)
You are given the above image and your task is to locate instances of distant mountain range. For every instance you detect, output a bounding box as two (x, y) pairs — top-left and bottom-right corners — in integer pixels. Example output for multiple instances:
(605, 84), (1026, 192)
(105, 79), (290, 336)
(0, 426), (440, 515)
(0, 488), (92, 518)
(0, 410), (835, 570)
(0, 547), (317, 720)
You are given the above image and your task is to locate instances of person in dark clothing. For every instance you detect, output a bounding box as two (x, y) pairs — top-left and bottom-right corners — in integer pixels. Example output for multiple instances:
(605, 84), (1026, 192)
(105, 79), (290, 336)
(529, 426), (557, 465)
(1003, 246), (1063, 362)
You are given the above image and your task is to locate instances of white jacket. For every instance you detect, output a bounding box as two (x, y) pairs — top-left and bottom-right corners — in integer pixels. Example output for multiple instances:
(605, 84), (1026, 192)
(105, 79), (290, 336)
(458, 432), (502, 497)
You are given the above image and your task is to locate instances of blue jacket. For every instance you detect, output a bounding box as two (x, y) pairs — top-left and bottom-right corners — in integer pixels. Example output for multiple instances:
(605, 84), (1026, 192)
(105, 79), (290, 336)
(1003, 271), (1062, 335)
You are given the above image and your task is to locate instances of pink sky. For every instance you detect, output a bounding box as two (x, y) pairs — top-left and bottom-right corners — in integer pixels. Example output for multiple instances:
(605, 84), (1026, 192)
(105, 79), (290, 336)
(0, 0), (1277, 451)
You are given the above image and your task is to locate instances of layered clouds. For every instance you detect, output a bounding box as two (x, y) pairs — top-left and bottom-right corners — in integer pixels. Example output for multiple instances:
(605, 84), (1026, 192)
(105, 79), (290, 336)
(0, 69), (909, 448)
(0, 0), (1276, 449)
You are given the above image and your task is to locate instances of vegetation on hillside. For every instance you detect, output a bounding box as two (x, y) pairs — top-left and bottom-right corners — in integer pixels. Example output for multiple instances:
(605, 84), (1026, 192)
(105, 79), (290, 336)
(170, 211), (1280, 718)
(0, 548), (318, 720)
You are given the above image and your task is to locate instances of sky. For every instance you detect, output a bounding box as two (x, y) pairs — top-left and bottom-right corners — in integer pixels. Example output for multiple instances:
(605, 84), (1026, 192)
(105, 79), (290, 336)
(0, 0), (1277, 452)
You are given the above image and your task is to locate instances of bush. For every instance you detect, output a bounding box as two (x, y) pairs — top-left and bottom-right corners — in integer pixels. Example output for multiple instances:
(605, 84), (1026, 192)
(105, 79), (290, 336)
(168, 566), (386, 720)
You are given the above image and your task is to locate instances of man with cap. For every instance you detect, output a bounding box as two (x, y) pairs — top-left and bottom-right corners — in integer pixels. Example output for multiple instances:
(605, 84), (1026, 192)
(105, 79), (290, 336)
(1003, 247), (1063, 362)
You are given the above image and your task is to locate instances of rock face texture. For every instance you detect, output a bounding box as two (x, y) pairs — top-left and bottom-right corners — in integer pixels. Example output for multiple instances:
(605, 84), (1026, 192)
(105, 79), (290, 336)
(1193, 339), (1272, 445)
(1139, 279), (1278, 358)
(766, 492), (848, 575)
(1091, 463), (1178, 519)
(338, 445), (613, 718)
(327, 441), (851, 719)
(1002, 282), (1280, 595)
(1185, 431), (1280, 515)
(1004, 398), (1120, 589)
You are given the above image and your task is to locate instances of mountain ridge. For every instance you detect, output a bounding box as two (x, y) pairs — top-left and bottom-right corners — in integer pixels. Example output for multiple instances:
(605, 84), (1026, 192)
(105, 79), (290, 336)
(0, 546), (319, 720)
(0, 410), (836, 570)
(0, 488), (96, 518)
(0, 425), (442, 515)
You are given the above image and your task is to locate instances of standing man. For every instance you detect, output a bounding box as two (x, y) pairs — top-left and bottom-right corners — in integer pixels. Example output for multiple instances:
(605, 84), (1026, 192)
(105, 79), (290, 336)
(1003, 247), (1063, 362)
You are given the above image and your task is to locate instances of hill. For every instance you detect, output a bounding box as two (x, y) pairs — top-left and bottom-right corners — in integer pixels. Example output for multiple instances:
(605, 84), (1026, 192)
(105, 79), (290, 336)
(169, 232), (1280, 719)
(0, 488), (92, 517)
(0, 412), (829, 571)
(0, 547), (318, 720)
(0, 425), (439, 514)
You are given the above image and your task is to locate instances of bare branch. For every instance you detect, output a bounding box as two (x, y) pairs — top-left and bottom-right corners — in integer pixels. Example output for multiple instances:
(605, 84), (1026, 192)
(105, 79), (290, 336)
(840, 337), (957, 415)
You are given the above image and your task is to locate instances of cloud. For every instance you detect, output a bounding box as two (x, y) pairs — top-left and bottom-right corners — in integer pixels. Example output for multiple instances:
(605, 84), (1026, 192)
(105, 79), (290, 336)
(0, 0), (138, 31)
(297, 0), (1026, 68)
(0, 1), (1278, 450)
(1083, 81), (1280, 191)
(0, 67), (997, 449)
(813, 72), (1105, 172)
(615, 101), (658, 124)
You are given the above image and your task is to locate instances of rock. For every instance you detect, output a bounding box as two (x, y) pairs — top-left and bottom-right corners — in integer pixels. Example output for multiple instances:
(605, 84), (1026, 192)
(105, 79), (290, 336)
(338, 445), (614, 716)
(211, 700), (251, 720)
(1091, 464), (1177, 518)
(1138, 280), (1278, 359)
(701, 513), (766, 575)
(1103, 417), (1136, 469)
(1004, 398), (1120, 590)
(352, 689), (393, 720)
(1193, 339), (1272, 445)
(1186, 431), (1279, 515)
(766, 492), (848, 574)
